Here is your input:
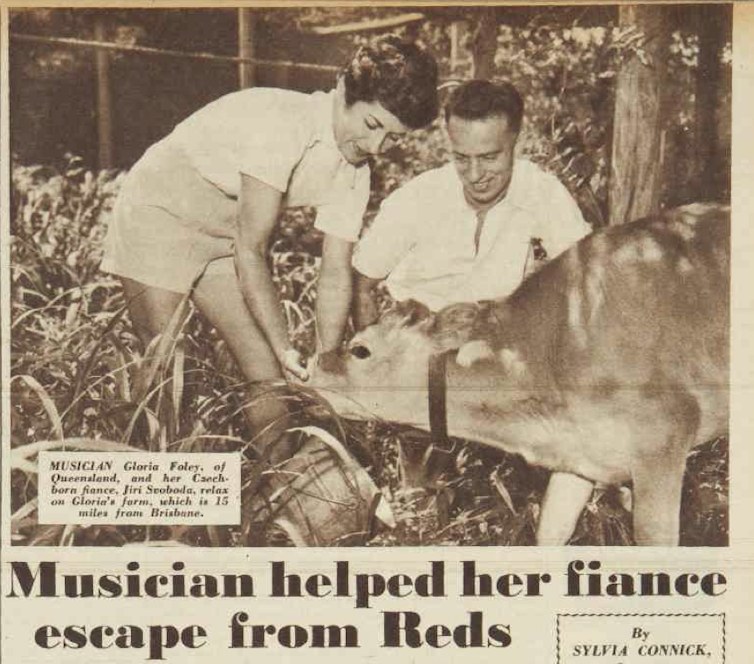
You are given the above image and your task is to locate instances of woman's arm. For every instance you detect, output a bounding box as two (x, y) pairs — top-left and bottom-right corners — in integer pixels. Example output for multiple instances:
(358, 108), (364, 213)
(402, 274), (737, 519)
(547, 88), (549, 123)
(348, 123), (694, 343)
(235, 173), (307, 379)
(316, 234), (355, 353)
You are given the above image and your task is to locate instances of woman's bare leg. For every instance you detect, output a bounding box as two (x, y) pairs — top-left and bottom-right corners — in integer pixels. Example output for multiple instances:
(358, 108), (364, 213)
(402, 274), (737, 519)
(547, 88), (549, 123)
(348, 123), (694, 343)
(119, 276), (189, 441)
(192, 273), (294, 457)
(121, 276), (186, 347)
(121, 275), (292, 457)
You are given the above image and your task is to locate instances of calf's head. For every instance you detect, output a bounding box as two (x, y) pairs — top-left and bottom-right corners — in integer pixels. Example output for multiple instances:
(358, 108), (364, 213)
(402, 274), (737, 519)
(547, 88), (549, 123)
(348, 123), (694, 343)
(308, 300), (483, 421)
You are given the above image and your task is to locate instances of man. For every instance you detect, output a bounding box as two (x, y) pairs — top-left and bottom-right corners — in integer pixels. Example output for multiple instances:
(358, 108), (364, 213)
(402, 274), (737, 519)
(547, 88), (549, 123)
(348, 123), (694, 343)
(352, 79), (591, 328)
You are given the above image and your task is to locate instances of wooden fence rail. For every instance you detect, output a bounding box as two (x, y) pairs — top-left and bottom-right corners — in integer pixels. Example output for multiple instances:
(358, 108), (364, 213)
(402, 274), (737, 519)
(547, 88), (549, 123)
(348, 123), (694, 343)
(10, 32), (341, 73)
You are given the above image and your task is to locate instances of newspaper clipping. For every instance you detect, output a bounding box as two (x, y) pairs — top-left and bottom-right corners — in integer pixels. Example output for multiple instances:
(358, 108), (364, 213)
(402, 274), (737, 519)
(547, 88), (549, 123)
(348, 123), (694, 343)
(2, 2), (753, 663)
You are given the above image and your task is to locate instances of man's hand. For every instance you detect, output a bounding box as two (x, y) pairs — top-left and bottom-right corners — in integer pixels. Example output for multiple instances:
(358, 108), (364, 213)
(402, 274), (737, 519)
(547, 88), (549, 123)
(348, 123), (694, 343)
(353, 272), (381, 331)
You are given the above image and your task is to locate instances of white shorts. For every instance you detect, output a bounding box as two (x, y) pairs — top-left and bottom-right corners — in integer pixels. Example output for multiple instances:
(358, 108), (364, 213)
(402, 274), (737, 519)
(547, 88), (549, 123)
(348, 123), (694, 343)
(101, 142), (238, 294)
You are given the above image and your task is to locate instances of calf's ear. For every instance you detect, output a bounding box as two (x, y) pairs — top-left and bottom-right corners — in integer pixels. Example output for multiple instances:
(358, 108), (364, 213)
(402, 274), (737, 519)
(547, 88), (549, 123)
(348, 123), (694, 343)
(401, 299), (433, 326)
(430, 302), (482, 349)
(382, 299), (434, 329)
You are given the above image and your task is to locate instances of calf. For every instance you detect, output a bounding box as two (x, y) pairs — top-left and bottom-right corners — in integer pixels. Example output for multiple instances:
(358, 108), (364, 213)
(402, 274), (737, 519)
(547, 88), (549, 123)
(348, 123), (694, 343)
(309, 203), (730, 546)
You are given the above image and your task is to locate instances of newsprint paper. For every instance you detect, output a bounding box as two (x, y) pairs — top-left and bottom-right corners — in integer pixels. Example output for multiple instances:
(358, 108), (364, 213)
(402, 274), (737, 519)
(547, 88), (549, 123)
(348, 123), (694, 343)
(1, 2), (753, 663)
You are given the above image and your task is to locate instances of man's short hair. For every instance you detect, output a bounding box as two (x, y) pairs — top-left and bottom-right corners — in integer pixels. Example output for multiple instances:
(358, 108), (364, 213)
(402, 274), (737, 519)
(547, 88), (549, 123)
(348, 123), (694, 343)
(444, 80), (524, 134)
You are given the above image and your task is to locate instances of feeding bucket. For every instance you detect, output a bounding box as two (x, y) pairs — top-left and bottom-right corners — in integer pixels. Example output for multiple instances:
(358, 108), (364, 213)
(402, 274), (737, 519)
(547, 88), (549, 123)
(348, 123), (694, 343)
(245, 426), (395, 546)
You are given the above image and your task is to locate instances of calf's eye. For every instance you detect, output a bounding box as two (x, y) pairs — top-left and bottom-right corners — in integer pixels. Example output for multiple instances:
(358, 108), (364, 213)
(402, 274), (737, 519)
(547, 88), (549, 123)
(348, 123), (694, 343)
(350, 344), (371, 360)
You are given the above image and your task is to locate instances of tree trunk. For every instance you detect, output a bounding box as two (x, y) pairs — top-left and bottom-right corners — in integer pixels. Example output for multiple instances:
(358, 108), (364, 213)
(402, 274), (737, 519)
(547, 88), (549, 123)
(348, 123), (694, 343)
(608, 5), (670, 225)
(695, 4), (727, 201)
(470, 7), (497, 79)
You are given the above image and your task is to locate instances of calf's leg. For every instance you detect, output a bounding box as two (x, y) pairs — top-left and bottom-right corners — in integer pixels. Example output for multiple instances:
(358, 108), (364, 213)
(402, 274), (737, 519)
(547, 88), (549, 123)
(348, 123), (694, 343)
(536, 472), (594, 545)
(631, 449), (687, 546)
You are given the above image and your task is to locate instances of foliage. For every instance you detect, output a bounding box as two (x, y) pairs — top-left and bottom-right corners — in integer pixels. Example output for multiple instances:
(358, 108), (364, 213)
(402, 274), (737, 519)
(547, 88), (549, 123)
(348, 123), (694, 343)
(362, 16), (730, 228)
(8, 9), (730, 547)
(12, 7), (732, 211)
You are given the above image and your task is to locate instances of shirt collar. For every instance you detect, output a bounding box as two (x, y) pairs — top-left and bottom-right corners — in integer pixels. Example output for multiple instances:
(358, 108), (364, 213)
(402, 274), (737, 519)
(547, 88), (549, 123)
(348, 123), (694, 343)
(312, 90), (338, 147)
(312, 89), (364, 189)
(502, 159), (539, 212)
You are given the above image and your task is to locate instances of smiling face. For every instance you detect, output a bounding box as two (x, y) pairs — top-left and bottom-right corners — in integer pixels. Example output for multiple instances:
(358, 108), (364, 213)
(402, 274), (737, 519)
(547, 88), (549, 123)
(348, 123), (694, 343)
(333, 82), (409, 165)
(447, 113), (519, 207)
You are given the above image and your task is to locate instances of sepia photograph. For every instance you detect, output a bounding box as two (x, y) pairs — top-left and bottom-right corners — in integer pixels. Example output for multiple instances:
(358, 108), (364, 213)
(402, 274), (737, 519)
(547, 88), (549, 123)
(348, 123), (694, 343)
(5, 3), (732, 550)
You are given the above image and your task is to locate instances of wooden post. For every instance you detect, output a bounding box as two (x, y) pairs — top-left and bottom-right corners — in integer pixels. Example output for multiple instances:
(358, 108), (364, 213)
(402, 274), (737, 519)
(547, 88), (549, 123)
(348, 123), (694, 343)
(238, 8), (256, 89)
(94, 15), (113, 169)
(450, 21), (460, 73)
(275, 64), (292, 90)
(608, 5), (670, 225)
(470, 7), (497, 80)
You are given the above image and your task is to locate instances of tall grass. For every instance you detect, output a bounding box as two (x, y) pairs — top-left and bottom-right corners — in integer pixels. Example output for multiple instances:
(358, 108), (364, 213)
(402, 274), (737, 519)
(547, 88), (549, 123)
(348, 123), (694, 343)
(9, 156), (728, 547)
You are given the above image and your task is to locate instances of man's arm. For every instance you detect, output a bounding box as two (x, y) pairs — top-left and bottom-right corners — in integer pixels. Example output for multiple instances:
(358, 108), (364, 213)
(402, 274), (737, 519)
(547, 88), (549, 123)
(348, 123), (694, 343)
(316, 234), (355, 352)
(350, 179), (422, 329)
(352, 271), (381, 331)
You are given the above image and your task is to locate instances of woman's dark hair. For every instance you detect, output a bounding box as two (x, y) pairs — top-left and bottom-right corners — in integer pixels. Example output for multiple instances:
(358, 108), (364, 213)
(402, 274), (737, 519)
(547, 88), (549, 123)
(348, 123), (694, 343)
(444, 79), (524, 134)
(342, 35), (439, 129)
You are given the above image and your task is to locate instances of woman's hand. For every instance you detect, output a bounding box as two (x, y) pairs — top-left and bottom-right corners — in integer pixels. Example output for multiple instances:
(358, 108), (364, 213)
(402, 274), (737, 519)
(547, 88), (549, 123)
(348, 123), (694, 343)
(279, 348), (309, 381)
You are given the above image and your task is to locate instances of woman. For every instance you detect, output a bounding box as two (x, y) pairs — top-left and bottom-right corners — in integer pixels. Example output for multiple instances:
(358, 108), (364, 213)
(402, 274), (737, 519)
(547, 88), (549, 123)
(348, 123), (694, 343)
(101, 36), (438, 454)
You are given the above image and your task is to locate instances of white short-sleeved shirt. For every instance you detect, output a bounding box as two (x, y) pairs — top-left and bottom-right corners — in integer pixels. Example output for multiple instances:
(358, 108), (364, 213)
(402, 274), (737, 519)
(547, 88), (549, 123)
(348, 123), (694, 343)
(155, 88), (370, 243)
(353, 159), (591, 310)
(102, 88), (371, 292)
